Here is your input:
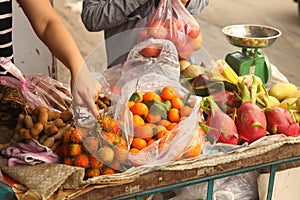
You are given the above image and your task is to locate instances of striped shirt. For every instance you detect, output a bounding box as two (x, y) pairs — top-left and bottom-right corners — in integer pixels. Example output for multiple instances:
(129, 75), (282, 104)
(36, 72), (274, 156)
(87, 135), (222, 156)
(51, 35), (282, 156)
(0, 0), (13, 60)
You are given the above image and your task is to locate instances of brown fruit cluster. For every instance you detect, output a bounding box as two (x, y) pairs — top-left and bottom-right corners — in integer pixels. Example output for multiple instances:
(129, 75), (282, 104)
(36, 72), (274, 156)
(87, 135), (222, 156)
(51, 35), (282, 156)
(15, 106), (74, 151)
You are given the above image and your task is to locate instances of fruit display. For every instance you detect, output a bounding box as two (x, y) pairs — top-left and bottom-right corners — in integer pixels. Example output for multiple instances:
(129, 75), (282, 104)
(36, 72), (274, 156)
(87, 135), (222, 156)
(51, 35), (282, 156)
(191, 60), (300, 145)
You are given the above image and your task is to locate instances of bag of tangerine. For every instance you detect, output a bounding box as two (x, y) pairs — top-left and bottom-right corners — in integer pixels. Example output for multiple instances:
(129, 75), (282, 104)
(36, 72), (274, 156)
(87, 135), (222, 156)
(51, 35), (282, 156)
(137, 0), (203, 60)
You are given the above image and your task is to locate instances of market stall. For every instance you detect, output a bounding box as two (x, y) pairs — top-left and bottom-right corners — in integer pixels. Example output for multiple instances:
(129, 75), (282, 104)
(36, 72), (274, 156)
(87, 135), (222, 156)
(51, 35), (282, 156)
(1, 1), (300, 200)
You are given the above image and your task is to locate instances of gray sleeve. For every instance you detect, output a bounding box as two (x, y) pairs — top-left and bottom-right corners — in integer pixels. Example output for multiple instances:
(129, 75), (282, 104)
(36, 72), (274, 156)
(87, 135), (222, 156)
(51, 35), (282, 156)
(81, 0), (150, 31)
(186, 0), (209, 14)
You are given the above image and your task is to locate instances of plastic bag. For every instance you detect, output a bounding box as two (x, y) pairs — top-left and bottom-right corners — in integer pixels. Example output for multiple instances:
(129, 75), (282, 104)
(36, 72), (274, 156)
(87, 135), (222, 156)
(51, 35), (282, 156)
(137, 0), (203, 60)
(74, 39), (205, 171)
(107, 39), (205, 167)
(168, 171), (259, 200)
(0, 57), (72, 112)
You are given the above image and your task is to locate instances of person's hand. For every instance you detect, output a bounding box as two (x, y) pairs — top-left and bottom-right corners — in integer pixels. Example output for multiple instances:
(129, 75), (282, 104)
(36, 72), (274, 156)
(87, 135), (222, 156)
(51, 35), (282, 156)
(71, 62), (102, 118)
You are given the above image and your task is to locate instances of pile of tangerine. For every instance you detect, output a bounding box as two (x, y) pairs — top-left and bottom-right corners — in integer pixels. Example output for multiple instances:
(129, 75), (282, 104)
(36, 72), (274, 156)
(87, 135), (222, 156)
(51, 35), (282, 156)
(127, 86), (194, 153)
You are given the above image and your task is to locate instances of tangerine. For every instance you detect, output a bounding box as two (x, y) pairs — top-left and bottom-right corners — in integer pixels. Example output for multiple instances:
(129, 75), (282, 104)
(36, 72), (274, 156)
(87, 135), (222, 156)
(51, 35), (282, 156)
(181, 105), (193, 117)
(133, 115), (145, 126)
(130, 102), (149, 117)
(147, 139), (156, 146)
(170, 97), (184, 109)
(184, 142), (201, 158)
(146, 114), (162, 124)
(168, 108), (181, 123)
(143, 91), (162, 102)
(129, 148), (140, 153)
(134, 124), (153, 141)
(155, 126), (168, 139)
(166, 122), (178, 131)
(128, 100), (135, 109)
(158, 119), (171, 128)
(161, 86), (177, 101)
(131, 138), (147, 150)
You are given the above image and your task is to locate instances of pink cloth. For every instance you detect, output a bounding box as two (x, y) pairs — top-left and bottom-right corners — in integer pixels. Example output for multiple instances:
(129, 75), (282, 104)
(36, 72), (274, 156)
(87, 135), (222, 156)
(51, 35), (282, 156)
(1, 139), (60, 166)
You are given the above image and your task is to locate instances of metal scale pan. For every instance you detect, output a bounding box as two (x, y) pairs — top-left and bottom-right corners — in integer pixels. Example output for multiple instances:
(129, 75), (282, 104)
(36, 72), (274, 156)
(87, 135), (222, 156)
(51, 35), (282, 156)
(221, 24), (281, 48)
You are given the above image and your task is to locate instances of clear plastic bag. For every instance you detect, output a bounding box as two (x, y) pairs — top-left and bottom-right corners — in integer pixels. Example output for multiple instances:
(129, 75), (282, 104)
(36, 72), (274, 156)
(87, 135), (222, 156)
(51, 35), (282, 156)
(137, 0), (203, 60)
(168, 171), (259, 200)
(107, 40), (205, 167)
(0, 57), (72, 112)
(75, 39), (206, 171)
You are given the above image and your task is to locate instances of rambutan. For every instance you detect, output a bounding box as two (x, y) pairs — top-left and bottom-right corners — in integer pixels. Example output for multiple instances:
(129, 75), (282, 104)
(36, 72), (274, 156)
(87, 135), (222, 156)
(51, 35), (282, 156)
(84, 136), (99, 154)
(97, 146), (114, 164)
(69, 143), (82, 157)
(89, 155), (104, 169)
(74, 154), (89, 168)
(85, 168), (101, 178)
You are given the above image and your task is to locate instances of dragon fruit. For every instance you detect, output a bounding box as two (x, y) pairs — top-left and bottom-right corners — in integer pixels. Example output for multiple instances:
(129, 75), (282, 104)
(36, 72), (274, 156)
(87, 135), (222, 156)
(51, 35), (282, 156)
(264, 98), (300, 137)
(211, 90), (241, 115)
(200, 96), (239, 145)
(235, 76), (267, 143)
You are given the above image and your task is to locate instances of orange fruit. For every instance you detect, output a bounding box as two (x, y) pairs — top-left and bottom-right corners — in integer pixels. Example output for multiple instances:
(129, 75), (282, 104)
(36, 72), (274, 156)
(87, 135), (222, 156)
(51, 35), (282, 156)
(143, 91), (162, 102)
(129, 91), (143, 103)
(184, 141), (201, 158)
(129, 147), (140, 153)
(130, 102), (149, 117)
(161, 86), (177, 101)
(168, 108), (181, 123)
(166, 122), (178, 131)
(128, 100), (135, 109)
(134, 124), (153, 141)
(133, 115), (145, 126)
(146, 114), (162, 124)
(155, 126), (168, 139)
(181, 105), (193, 117)
(170, 97), (184, 109)
(158, 119), (171, 128)
(147, 139), (156, 146)
(131, 137), (147, 150)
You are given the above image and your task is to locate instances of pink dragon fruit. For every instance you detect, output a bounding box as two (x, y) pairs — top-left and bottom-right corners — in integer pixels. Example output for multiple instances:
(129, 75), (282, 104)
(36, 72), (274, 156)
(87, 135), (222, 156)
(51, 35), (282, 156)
(211, 90), (241, 115)
(264, 102), (300, 137)
(200, 96), (239, 145)
(235, 76), (267, 143)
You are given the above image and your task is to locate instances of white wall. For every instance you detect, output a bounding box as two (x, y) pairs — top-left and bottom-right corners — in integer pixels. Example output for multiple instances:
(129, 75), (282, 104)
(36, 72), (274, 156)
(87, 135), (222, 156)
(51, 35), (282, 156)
(11, 0), (56, 78)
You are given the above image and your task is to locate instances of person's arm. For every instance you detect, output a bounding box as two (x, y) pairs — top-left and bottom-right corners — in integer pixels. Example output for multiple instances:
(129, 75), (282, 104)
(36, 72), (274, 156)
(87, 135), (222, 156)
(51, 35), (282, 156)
(185, 0), (209, 14)
(81, 0), (149, 31)
(17, 0), (82, 78)
(17, 0), (101, 117)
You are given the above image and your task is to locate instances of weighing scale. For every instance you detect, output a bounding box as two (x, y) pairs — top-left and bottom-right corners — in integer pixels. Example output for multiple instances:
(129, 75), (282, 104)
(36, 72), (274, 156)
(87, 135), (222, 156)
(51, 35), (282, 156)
(221, 24), (281, 84)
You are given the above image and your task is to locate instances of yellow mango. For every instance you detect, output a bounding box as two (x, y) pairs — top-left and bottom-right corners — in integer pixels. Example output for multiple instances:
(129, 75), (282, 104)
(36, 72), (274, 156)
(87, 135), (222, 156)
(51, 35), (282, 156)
(268, 82), (298, 102)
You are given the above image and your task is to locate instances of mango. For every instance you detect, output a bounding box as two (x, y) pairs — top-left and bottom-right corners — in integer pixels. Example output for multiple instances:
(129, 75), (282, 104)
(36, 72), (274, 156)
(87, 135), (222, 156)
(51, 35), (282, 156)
(268, 82), (298, 102)
(287, 90), (300, 99)
(267, 95), (280, 107)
